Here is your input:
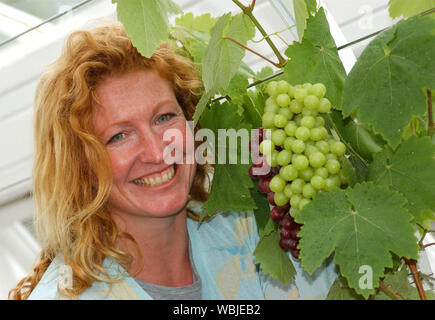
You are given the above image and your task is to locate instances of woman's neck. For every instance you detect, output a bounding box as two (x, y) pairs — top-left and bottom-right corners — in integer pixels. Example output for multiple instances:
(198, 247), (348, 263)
(112, 208), (193, 287)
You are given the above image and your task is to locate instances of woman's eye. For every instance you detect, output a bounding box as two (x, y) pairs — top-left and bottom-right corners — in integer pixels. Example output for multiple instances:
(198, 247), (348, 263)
(157, 113), (174, 123)
(107, 132), (125, 144)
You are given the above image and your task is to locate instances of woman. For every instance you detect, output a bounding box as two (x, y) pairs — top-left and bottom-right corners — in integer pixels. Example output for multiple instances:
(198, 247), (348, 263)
(9, 24), (336, 300)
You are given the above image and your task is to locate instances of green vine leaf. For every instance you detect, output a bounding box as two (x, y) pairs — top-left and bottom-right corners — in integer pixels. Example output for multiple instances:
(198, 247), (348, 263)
(295, 182), (418, 298)
(200, 101), (255, 215)
(254, 228), (296, 284)
(292, 0), (317, 40)
(326, 277), (365, 300)
(175, 12), (218, 34)
(284, 7), (347, 108)
(367, 135), (435, 228)
(202, 13), (255, 93)
(388, 0), (435, 19)
(115, 0), (182, 58)
(342, 14), (435, 149)
(250, 183), (271, 238)
(329, 110), (385, 163)
(373, 266), (420, 300)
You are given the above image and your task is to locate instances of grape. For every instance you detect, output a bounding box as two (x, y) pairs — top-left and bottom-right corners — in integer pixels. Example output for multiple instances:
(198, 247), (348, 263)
(315, 140), (330, 154)
(293, 155), (309, 170)
(267, 81), (278, 96)
(329, 174), (341, 187)
(290, 194), (301, 208)
(271, 129), (287, 146)
(276, 94), (291, 107)
(284, 121), (297, 137)
(279, 107), (293, 120)
(283, 136), (295, 151)
(300, 116), (315, 129)
(258, 177), (272, 194)
(277, 149), (292, 166)
(318, 97), (331, 113)
(325, 153), (338, 161)
(330, 141), (346, 156)
(271, 166), (281, 175)
(270, 206), (284, 222)
(289, 100), (303, 113)
(269, 175), (286, 193)
(273, 114), (288, 128)
(280, 215), (294, 230)
(265, 150), (279, 167)
(280, 164), (298, 181)
(310, 127), (323, 141)
(301, 108), (318, 117)
(302, 183), (316, 199)
(262, 112), (275, 129)
(276, 203), (290, 214)
(291, 139), (305, 154)
(291, 249), (300, 259)
(274, 192), (289, 207)
(299, 198), (311, 210)
(279, 238), (298, 251)
(309, 151), (326, 168)
(264, 104), (280, 114)
(294, 88), (308, 103)
(280, 227), (292, 239)
(277, 80), (290, 94)
(290, 178), (305, 194)
(315, 116), (325, 127)
(298, 167), (314, 181)
(267, 192), (276, 206)
(265, 96), (278, 107)
(283, 183), (293, 198)
(304, 145), (318, 156)
(259, 140), (275, 155)
(289, 207), (300, 219)
(295, 126), (310, 141)
(303, 95), (320, 111)
(324, 177), (337, 191)
(302, 83), (313, 90)
(309, 83), (326, 98)
(325, 159), (341, 174)
(311, 175), (325, 189)
(288, 85), (296, 98)
(314, 167), (329, 179)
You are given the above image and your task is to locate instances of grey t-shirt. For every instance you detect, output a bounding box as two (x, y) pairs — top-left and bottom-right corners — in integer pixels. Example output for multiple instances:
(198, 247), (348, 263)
(134, 240), (201, 300)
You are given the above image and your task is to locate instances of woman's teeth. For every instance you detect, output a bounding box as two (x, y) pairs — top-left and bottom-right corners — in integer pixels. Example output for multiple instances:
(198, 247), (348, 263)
(133, 165), (175, 187)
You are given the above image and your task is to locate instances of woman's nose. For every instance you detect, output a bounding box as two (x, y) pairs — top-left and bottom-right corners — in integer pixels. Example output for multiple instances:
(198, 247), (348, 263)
(137, 131), (166, 164)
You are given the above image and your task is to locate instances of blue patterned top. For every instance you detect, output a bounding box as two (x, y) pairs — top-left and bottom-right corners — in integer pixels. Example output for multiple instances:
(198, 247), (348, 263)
(28, 210), (337, 300)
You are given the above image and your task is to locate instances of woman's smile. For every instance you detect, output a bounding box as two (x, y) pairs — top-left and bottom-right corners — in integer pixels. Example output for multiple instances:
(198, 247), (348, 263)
(132, 164), (176, 187)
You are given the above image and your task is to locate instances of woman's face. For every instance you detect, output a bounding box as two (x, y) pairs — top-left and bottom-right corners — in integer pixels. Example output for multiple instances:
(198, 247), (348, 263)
(92, 69), (196, 219)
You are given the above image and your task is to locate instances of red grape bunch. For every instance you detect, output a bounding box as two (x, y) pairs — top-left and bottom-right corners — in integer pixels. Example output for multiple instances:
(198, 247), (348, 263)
(249, 80), (348, 259)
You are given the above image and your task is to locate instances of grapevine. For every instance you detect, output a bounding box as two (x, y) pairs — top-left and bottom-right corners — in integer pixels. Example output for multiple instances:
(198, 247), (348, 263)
(112, 0), (435, 300)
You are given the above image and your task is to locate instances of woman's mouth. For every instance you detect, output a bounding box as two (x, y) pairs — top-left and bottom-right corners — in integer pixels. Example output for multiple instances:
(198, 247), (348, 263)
(133, 164), (177, 187)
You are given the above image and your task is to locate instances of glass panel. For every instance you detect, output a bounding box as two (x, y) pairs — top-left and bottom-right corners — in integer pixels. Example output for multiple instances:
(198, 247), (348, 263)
(0, 32), (8, 42)
(0, 0), (84, 20)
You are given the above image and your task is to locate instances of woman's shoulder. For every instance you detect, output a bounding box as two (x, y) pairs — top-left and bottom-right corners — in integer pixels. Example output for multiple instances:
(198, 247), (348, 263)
(27, 256), (147, 300)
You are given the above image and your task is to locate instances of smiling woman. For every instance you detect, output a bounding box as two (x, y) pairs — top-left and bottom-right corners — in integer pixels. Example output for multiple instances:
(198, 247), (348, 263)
(8, 23), (336, 300)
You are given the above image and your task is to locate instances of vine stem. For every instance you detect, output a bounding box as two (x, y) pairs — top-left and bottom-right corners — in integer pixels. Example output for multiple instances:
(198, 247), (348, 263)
(379, 280), (404, 300)
(403, 258), (427, 300)
(223, 36), (281, 68)
(427, 89), (433, 135)
(232, 0), (287, 67)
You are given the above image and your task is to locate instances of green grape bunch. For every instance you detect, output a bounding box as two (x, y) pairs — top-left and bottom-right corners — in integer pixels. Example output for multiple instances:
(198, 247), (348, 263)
(249, 79), (348, 257)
